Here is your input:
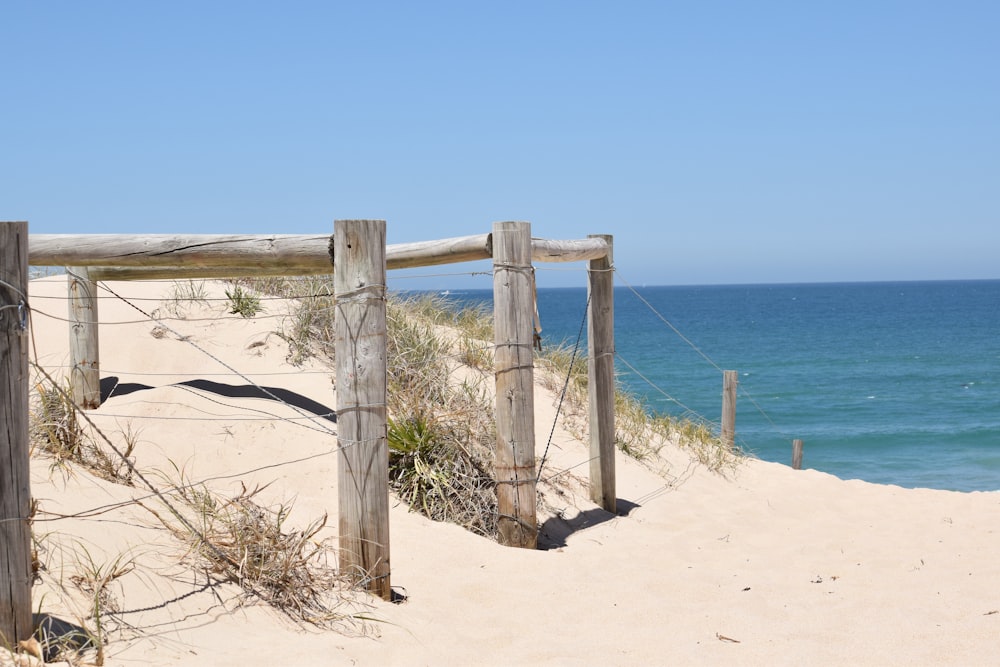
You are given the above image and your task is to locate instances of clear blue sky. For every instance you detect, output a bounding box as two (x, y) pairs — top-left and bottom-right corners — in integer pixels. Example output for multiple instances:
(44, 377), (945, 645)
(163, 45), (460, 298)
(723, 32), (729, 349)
(4, 2), (998, 289)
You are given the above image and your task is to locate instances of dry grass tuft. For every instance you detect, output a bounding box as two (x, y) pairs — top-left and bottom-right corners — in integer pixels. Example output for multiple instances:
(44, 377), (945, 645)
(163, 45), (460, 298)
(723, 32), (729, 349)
(140, 476), (359, 628)
(162, 279), (210, 317)
(29, 374), (137, 485)
(21, 274), (748, 667)
(674, 415), (742, 473)
(240, 276), (336, 364)
(64, 547), (135, 665)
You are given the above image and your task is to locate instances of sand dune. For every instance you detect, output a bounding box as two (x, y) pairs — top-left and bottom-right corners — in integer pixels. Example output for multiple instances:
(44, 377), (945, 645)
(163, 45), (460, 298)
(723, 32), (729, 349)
(16, 276), (1000, 666)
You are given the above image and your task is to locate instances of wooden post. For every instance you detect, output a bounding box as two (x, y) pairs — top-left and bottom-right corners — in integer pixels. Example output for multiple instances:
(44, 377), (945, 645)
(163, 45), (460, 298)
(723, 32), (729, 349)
(68, 267), (101, 409)
(587, 235), (616, 513)
(1, 221), (33, 646)
(334, 219), (391, 600)
(792, 439), (804, 470)
(721, 370), (738, 449)
(492, 221), (538, 548)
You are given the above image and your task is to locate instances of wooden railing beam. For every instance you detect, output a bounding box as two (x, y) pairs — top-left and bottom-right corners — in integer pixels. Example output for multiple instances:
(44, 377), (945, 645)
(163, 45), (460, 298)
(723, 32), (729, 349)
(29, 233), (610, 275)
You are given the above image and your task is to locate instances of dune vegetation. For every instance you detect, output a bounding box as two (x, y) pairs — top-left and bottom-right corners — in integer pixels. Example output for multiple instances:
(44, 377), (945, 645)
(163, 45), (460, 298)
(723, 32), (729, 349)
(22, 276), (735, 665)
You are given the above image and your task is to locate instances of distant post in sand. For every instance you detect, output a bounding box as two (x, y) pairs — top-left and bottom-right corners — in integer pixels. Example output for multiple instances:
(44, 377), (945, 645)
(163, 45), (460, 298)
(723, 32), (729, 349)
(1, 221), (34, 645)
(792, 439), (804, 470)
(334, 219), (391, 600)
(68, 267), (101, 409)
(721, 370), (738, 449)
(492, 221), (538, 549)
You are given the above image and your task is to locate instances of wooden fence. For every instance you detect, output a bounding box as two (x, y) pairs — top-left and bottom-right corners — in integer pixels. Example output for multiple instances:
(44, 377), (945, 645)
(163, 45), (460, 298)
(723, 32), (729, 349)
(2, 220), (614, 636)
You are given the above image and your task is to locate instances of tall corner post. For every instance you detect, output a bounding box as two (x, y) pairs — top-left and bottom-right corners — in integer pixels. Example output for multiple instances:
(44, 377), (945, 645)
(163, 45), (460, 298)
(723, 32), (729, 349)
(334, 219), (391, 600)
(492, 221), (538, 548)
(68, 267), (101, 409)
(587, 235), (616, 513)
(1, 221), (33, 646)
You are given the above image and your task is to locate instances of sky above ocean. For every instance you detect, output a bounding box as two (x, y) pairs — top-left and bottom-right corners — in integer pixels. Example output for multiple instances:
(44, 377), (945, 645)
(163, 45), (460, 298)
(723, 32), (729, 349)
(3, 2), (998, 289)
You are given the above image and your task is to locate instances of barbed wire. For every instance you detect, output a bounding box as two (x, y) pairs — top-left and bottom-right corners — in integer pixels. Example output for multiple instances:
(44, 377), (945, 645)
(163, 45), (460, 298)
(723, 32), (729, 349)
(37, 364), (334, 377)
(30, 308), (290, 325)
(388, 269), (493, 282)
(24, 263), (790, 542)
(613, 353), (704, 419)
(29, 292), (334, 302)
(19, 262), (723, 625)
(614, 272), (725, 374)
(31, 446), (340, 524)
(612, 269), (789, 444)
(537, 289), (590, 483)
(90, 279), (338, 435)
(22, 278), (359, 537)
(385, 262), (786, 476)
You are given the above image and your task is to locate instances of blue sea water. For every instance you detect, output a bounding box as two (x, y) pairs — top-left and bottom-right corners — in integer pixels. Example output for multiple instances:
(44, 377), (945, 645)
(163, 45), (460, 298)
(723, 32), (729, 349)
(441, 280), (1000, 492)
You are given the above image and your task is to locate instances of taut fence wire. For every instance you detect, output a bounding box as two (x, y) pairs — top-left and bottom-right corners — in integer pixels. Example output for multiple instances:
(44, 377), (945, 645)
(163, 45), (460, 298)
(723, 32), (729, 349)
(13, 221), (801, 656)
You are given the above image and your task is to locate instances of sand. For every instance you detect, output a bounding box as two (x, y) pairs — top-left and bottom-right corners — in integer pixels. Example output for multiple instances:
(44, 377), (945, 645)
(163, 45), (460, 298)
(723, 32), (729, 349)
(15, 276), (1000, 666)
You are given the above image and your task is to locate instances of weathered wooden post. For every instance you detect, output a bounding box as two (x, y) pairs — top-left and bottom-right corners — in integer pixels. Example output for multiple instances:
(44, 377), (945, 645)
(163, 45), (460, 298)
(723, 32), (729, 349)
(492, 221), (538, 548)
(334, 219), (391, 600)
(1, 221), (33, 647)
(587, 234), (616, 513)
(792, 439), (804, 470)
(68, 267), (101, 409)
(721, 370), (738, 449)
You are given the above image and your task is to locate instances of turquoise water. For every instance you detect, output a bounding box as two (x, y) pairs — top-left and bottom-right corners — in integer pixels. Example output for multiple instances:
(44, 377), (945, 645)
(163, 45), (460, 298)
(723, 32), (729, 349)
(441, 281), (1000, 492)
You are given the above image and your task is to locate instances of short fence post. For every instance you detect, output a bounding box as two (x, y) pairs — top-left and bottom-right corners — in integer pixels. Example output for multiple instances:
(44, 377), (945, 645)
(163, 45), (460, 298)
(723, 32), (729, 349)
(68, 267), (101, 409)
(587, 234), (615, 513)
(1, 221), (33, 646)
(792, 439), (804, 470)
(492, 221), (538, 549)
(721, 370), (738, 449)
(334, 219), (391, 600)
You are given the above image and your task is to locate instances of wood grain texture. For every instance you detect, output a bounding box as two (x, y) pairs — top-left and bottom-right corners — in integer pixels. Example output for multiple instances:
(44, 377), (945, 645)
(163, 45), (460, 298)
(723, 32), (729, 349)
(587, 235), (616, 512)
(531, 237), (610, 263)
(0, 222), (33, 645)
(31, 233), (609, 276)
(30, 233), (492, 272)
(492, 221), (538, 549)
(334, 220), (391, 600)
(68, 267), (101, 408)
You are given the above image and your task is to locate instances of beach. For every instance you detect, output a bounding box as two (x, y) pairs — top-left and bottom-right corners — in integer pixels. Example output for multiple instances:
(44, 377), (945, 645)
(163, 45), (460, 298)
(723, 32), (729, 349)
(16, 276), (1000, 666)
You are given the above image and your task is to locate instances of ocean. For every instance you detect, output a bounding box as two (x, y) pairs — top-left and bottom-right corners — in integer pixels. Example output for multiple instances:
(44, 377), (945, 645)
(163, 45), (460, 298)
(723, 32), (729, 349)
(441, 280), (1000, 493)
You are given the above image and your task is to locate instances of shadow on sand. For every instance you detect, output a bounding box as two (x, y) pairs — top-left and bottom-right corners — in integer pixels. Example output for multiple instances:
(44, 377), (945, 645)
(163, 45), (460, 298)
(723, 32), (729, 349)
(32, 614), (95, 661)
(99, 376), (337, 423)
(538, 498), (640, 550)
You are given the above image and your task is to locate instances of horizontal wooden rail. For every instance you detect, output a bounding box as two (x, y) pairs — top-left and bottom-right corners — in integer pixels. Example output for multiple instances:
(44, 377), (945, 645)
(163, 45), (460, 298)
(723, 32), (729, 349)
(30, 233), (489, 272)
(530, 237), (612, 262)
(29, 233), (610, 279)
(84, 266), (331, 281)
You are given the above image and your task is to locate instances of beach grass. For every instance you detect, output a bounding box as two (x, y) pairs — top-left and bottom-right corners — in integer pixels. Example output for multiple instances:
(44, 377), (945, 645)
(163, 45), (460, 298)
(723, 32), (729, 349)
(534, 333), (734, 471)
(29, 375), (138, 485)
(137, 471), (359, 630)
(250, 278), (739, 527)
(22, 276), (739, 663)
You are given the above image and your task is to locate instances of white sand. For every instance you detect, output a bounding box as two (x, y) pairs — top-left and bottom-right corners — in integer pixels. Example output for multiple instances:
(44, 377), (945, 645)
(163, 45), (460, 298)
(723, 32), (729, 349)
(19, 276), (1000, 666)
